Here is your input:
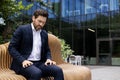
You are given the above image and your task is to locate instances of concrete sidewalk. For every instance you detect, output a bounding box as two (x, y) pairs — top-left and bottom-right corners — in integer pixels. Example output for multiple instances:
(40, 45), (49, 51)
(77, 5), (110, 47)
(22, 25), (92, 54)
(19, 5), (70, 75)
(87, 66), (120, 80)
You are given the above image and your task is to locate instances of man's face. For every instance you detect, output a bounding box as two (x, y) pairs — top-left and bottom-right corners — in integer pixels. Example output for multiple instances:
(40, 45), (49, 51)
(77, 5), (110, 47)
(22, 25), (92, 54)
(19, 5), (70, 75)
(32, 15), (47, 31)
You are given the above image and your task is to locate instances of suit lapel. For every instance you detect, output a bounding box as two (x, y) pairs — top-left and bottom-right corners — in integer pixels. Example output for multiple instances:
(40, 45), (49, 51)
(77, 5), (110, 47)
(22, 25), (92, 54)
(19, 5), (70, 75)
(40, 30), (44, 47)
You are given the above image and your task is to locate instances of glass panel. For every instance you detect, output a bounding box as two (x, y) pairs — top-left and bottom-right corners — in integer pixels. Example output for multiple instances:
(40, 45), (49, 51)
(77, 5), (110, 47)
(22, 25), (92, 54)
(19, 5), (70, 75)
(112, 40), (120, 65)
(98, 55), (110, 64)
(73, 29), (84, 55)
(113, 40), (120, 57)
(110, 11), (120, 38)
(97, 25), (109, 38)
(98, 40), (111, 65)
(99, 41), (110, 53)
(96, 12), (110, 38)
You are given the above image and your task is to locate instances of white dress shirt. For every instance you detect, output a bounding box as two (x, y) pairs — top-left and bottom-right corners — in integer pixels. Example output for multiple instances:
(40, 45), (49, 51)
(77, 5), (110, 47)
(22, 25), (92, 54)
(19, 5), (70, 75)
(27, 23), (42, 61)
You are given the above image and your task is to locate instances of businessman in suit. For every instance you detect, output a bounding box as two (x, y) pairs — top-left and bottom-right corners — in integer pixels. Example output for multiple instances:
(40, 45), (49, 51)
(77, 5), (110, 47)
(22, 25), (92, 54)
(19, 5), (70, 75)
(8, 9), (64, 80)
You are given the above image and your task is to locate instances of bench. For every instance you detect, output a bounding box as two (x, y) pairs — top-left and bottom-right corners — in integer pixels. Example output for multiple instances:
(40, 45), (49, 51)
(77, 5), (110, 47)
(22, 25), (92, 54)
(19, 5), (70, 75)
(0, 33), (91, 80)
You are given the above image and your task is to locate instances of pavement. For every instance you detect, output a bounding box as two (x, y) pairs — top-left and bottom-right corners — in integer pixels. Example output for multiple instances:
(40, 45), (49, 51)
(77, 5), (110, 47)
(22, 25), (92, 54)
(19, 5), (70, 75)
(87, 65), (120, 80)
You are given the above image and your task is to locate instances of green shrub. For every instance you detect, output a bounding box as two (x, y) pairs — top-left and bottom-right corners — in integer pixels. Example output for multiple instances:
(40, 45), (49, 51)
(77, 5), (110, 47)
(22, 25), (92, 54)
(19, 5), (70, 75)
(59, 38), (74, 60)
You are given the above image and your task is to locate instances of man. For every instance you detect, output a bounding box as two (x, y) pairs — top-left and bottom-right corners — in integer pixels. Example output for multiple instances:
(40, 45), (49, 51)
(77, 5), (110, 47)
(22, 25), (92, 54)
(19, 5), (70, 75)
(8, 9), (64, 80)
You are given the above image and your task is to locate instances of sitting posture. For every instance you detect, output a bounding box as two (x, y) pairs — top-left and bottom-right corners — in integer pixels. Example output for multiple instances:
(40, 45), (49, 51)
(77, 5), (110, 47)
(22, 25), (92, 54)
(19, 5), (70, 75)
(8, 9), (64, 80)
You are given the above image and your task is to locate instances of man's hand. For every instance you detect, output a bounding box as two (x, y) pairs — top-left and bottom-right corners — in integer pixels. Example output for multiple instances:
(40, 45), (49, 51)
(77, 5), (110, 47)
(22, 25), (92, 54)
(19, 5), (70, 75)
(22, 60), (33, 68)
(45, 59), (56, 66)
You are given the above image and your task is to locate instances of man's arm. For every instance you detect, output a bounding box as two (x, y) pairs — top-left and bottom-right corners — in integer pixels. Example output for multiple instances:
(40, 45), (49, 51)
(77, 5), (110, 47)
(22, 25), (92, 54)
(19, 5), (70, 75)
(8, 27), (26, 63)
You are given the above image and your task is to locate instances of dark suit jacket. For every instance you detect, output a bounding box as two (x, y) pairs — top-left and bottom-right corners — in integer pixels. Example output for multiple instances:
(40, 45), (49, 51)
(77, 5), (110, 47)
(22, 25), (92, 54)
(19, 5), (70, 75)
(8, 24), (51, 73)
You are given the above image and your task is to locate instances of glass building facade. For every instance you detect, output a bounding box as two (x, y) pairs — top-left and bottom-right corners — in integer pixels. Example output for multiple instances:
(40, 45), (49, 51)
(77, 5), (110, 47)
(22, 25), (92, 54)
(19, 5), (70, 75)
(22, 0), (120, 65)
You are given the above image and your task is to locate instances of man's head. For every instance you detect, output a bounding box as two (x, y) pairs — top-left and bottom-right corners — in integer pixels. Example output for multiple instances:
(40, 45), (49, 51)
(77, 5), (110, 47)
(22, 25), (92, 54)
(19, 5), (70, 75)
(32, 9), (48, 31)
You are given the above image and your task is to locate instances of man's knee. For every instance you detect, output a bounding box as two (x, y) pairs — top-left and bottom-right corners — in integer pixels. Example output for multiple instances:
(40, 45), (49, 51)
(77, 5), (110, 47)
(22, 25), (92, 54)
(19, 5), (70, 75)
(53, 66), (63, 74)
(20, 65), (42, 79)
(52, 66), (64, 80)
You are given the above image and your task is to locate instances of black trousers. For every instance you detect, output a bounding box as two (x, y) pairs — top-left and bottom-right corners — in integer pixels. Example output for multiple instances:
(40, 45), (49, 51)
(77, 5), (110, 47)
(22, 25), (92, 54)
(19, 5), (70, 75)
(19, 61), (64, 80)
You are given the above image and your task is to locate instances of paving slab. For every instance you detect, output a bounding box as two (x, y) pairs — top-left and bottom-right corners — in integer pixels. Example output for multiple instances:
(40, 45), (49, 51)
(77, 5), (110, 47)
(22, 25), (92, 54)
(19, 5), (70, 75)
(87, 66), (120, 80)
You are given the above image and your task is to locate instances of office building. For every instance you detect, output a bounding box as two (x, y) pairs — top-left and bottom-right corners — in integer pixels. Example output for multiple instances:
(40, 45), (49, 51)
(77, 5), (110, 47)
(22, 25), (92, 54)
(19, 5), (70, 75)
(20, 0), (120, 65)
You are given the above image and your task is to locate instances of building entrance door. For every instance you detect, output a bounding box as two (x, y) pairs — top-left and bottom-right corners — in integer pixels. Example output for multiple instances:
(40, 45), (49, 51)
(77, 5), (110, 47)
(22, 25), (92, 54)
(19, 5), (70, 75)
(96, 38), (112, 65)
